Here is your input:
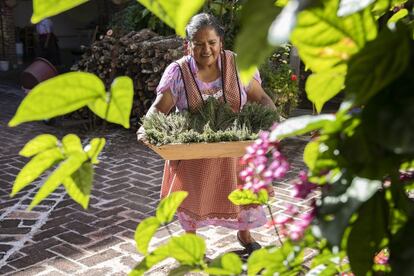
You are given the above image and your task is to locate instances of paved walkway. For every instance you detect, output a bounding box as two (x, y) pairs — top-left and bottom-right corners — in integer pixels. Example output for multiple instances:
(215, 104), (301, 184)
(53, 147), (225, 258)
(0, 84), (313, 275)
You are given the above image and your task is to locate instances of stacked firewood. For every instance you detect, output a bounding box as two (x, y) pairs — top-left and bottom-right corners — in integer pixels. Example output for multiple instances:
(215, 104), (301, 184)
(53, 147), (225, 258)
(71, 29), (184, 120)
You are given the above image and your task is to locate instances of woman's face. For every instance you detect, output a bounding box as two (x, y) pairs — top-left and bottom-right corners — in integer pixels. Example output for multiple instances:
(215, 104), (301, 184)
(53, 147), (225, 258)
(190, 27), (222, 68)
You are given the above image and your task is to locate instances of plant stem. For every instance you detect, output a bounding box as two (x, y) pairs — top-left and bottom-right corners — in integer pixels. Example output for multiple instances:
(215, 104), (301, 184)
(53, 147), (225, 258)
(266, 204), (283, 246)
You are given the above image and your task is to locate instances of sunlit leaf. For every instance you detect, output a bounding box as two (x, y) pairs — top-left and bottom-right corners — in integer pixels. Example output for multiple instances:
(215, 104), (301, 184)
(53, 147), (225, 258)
(9, 72), (105, 127)
(136, 0), (205, 37)
(235, 0), (281, 84)
(31, 0), (89, 23)
(62, 134), (83, 155)
(206, 253), (243, 275)
(387, 8), (408, 27)
(168, 265), (195, 276)
(168, 234), (206, 265)
(130, 244), (170, 276)
(257, 189), (269, 205)
(156, 191), (188, 224)
(29, 152), (88, 210)
(12, 148), (64, 196)
(19, 134), (58, 157)
(269, 114), (336, 141)
(337, 0), (375, 17)
(85, 138), (106, 164)
(304, 139), (320, 171)
(63, 162), (94, 209)
(134, 217), (160, 255)
(88, 76), (134, 128)
(228, 189), (261, 205)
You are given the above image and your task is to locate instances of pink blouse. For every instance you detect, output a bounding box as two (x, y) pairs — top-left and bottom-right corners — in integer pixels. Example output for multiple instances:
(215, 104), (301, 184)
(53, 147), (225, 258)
(156, 54), (261, 112)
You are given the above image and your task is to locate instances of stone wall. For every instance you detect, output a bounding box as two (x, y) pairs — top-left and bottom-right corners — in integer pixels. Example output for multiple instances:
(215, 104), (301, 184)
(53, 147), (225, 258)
(0, 2), (16, 63)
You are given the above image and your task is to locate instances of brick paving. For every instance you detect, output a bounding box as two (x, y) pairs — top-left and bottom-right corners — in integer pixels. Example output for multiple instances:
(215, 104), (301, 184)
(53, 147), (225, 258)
(0, 84), (314, 275)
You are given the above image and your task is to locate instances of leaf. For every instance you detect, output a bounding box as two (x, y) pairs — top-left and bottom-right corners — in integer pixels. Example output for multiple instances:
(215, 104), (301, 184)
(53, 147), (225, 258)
(315, 176), (382, 246)
(304, 139), (320, 171)
(29, 152), (88, 210)
(168, 265), (194, 276)
(31, 0), (89, 23)
(268, 0), (300, 46)
(291, 0), (377, 72)
(9, 72), (105, 127)
(62, 134), (83, 155)
(257, 189), (269, 205)
(337, 0), (376, 17)
(347, 192), (388, 275)
(346, 25), (410, 105)
(19, 134), (58, 157)
(156, 191), (188, 224)
(234, 0), (281, 84)
(88, 76), (134, 128)
(62, 162), (94, 209)
(136, 0), (205, 37)
(168, 234), (206, 265)
(305, 65), (346, 113)
(205, 253), (243, 275)
(389, 216), (414, 276)
(134, 217), (160, 255)
(130, 244), (170, 276)
(85, 138), (106, 164)
(228, 189), (261, 205)
(269, 114), (336, 141)
(387, 8), (408, 27)
(12, 148), (64, 196)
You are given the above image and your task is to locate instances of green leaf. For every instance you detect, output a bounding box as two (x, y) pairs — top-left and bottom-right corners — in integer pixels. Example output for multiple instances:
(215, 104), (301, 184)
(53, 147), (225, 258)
(31, 0), (89, 23)
(85, 138), (106, 164)
(88, 76), (134, 128)
(387, 8), (408, 26)
(62, 134), (83, 155)
(9, 72), (105, 127)
(12, 148), (64, 196)
(19, 134), (58, 157)
(347, 192), (388, 275)
(305, 65), (346, 112)
(29, 152), (88, 210)
(156, 191), (188, 224)
(168, 265), (195, 276)
(136, 0), (205, 37)
(205, 253), (243, 275)
(234, 0), (281, 84)
(130, 244), (170, 276)
(291, 0), (377, 72)
(134, 217), (160, 255)
(168, 234), (206, 265)
(269, 114), (336, 141)
(389, 216), (414, 276)
(257, 189), (269, 204)
(346, 25), (410, 105)
(62, 162), (94, 209)
(304, 139), (320, 171)
(315, 176), (382, 246)
(337, 0), (376, 17)
(228, 189), (261, 205)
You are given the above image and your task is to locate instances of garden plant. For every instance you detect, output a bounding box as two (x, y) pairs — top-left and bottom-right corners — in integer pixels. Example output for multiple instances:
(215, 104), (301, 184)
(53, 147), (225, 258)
(7, 0), (414, 275)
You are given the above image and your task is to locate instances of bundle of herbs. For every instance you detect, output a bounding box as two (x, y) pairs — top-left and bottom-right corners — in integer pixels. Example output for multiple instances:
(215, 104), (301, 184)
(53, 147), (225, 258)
(142, 98), (280, 146)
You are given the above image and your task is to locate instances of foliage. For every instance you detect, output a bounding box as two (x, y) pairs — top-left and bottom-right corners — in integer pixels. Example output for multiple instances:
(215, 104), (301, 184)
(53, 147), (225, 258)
(260, 44), (300, 118)
(142, 97), (280, 146)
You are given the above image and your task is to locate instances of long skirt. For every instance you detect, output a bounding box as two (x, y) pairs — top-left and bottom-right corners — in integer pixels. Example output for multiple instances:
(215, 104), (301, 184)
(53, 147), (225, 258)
(160, 158), (269, 231)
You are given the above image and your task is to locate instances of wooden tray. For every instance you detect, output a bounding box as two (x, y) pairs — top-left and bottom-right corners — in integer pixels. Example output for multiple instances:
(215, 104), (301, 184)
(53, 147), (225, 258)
(144, 140), (253, 160)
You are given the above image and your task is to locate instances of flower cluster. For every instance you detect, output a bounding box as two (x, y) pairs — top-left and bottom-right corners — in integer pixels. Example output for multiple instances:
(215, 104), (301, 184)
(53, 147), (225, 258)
(239, 130), (289, 193)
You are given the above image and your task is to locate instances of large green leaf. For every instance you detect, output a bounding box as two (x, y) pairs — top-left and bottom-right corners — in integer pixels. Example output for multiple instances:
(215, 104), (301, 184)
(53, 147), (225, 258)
(234, 0), (281, 84)
(134, 217), (161, 255)
(168, 234), (206, 265)
(337, 0), (376, 17)
(29, 152), (88, 210)
(389, 216), (414, 276)
(306, 65), (346, 113)
(168, 265), (195, 276)
(88, 76), (134, 128)
(130, 244), (170, 276)
(304, 139), (320, 171)
(315, 176), (382, 246)
(205, 253), (243, 275)
(62, 134), (83, 155)
(136, 0), (205, 37)
(12, 148), (64, 196)
(9, 72), (105, 127)
(63, 162), (94, 209)
(269, 114), (336, 141)
(85, 138), (106, 164)
(19, 134), (58, 157)
(228, 189), (262, 205)
(156, 191), (188, 224)
(346, 25), (410, 105)
(347, 192), (388, 276)
(291, 0), (377, 72)
(31, 0), (89, 23)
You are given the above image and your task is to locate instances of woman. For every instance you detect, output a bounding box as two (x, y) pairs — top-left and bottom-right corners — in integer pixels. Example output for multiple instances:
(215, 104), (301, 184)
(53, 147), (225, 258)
(138, 13), (276, 255)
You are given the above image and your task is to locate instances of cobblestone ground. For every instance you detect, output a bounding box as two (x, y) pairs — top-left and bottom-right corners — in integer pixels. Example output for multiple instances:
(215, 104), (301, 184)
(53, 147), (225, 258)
(0, 84), (314, 275)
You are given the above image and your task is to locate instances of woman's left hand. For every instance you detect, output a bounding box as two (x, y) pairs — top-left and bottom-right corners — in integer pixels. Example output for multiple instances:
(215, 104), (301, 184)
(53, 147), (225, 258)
(246, 79), (277, 110)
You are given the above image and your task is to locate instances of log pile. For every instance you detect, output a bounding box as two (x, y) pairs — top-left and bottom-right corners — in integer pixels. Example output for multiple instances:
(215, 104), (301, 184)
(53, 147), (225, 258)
(71, 29), (184, 120)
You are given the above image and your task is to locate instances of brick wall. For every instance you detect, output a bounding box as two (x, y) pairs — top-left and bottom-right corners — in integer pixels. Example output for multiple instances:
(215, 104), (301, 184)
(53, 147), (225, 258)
(0, 2), (16, 63)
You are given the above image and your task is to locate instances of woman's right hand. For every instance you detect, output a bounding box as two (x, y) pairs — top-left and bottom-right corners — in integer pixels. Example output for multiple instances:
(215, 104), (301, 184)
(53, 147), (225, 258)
(136, 126), (147, 143)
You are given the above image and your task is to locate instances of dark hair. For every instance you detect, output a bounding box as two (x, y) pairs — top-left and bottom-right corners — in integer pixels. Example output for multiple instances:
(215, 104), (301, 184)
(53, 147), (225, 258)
(185, 13), (224, 41)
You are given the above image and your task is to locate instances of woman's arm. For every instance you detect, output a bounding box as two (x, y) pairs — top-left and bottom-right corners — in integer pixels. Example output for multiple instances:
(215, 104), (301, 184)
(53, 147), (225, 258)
(246, 79), (277, 110)
(137, 89), (175, 142)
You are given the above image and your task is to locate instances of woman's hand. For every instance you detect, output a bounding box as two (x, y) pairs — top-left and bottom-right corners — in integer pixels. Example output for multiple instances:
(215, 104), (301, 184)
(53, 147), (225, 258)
(246, 79), (277, 110)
